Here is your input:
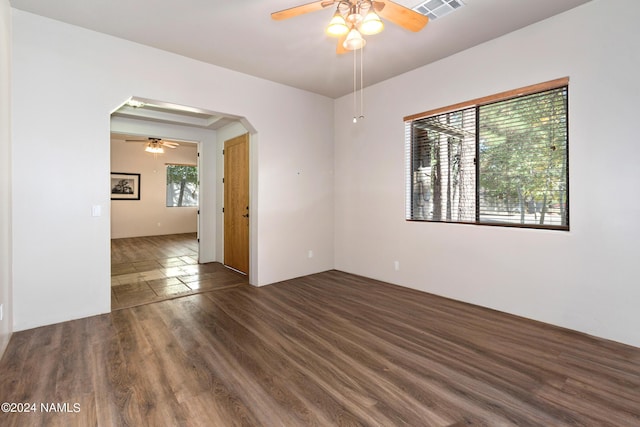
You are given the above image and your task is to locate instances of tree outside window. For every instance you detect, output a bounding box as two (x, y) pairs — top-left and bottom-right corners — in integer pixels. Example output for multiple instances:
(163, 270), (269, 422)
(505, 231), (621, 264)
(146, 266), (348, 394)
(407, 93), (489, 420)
(166, 164), (198, 207)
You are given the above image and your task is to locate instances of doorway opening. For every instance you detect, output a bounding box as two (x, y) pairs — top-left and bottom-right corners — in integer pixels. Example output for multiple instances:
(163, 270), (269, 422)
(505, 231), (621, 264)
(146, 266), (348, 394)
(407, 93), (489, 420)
(110, 132), (202, 309)
(109, 97), (256, 309)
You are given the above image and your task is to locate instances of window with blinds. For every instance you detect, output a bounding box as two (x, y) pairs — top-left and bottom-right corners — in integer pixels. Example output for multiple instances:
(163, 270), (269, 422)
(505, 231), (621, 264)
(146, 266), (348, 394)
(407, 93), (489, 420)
(405, 79), (569, 230)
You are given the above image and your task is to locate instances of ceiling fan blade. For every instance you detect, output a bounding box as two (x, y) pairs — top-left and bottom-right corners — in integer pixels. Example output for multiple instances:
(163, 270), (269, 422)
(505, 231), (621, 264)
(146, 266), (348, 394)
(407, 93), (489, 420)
(124, 139), (146, 143)
(162, 142), (180, 147)
(271, 0), (336, 21)
(372, 1), (385, 13)
(376, 0), (428, 32)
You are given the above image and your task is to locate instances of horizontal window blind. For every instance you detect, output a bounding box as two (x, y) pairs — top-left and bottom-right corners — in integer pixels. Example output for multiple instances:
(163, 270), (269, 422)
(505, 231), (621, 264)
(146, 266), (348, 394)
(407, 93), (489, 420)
(407, 108), (476, 222)
(405, 80), (569, 230)
(478, 87), (568, 227)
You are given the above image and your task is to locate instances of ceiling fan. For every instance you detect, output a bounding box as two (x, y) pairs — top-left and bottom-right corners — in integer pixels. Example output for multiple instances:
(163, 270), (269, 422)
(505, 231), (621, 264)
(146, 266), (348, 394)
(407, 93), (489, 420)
(125, 137), (179, 154)
(272, 0), (429, 53)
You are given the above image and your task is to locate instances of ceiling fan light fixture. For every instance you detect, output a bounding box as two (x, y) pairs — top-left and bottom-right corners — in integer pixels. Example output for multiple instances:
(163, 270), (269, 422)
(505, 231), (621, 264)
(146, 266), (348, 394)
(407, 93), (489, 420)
(346, 11), (363, 26)
(326, 11), (349, 36)
(343, 27), (366, 50)
(360, 10), (384, 35)
(145, 142), (164, 154)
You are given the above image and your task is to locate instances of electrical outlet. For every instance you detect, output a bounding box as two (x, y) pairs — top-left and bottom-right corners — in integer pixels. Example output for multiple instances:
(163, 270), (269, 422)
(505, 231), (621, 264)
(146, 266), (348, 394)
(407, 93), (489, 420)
(394, 261), (400, 271)
(308, 250), (314, 259)
(0, 303), (3, 321)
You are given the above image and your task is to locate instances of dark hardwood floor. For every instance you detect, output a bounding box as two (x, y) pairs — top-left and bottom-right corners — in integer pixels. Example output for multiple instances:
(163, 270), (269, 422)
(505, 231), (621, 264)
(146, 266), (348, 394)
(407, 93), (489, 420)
(1, 270), (639, 426)
(111, 233), (247, 310)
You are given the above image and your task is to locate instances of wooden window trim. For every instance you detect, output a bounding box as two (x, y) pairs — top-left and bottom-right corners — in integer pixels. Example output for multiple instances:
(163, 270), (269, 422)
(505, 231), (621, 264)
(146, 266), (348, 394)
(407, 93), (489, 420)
(404, 77), (569, 122)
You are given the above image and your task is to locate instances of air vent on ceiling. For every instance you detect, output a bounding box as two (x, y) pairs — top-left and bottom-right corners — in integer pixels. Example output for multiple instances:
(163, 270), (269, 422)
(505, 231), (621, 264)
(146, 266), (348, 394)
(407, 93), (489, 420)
(413, 0), (465, 21)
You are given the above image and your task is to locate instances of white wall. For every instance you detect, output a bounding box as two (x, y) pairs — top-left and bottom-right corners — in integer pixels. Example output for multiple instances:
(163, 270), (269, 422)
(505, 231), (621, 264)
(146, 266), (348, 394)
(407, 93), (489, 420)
(11, 10), (335, 331)
(110, 135), (198, 239)
(334, 0), (640, 347)
(0, 0), (12, 356)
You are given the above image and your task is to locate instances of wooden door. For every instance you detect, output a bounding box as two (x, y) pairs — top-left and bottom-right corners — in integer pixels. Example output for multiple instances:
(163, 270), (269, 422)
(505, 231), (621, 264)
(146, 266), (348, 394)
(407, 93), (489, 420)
(224, 133), (249, 274)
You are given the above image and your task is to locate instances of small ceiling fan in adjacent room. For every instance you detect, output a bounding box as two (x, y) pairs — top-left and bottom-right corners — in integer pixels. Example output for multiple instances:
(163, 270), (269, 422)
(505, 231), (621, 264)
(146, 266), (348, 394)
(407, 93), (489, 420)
(125, 137), (180, 154)
(272, 0), (429, 53)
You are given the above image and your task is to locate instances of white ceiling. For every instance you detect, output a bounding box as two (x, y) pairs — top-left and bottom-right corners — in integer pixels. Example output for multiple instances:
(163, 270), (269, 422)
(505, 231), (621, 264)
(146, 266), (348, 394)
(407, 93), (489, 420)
(111, 97), (241, 131)
(11, 0), (593, 99)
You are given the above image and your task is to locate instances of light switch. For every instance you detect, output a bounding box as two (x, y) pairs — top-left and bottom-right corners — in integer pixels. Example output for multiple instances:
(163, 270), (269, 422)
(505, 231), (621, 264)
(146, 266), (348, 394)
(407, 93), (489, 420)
(92, 205), (102, 217)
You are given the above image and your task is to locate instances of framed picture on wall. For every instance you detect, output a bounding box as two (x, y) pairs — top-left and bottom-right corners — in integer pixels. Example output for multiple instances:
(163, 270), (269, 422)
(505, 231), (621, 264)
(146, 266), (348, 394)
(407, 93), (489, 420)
(111, 172), (140, 200)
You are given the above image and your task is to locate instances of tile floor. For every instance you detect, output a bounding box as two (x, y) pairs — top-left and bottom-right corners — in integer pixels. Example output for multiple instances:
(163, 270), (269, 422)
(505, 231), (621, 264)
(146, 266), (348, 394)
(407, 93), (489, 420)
(111, 233), (248, 310)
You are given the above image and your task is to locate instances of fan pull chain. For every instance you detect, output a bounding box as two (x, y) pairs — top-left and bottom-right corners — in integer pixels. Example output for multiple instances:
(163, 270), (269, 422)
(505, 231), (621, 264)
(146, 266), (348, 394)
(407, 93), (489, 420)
(352, 47), (365, 124)
(353, 48), (358, 123)
(359, 46), (364, 121)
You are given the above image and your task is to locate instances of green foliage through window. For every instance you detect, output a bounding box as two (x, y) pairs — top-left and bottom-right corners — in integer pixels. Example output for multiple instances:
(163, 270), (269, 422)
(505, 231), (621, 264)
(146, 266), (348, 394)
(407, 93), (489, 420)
(166, 164), (198, 207)
(406, 84), (568, 230)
